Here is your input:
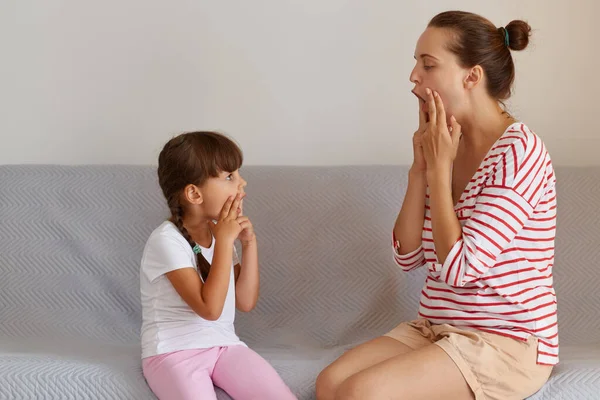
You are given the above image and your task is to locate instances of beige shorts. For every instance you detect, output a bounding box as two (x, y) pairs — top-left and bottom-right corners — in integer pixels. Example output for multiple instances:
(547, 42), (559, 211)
(385, 319), (553, 400)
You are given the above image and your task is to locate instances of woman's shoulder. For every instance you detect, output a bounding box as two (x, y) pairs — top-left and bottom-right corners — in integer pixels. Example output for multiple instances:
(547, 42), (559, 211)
(497, 122), (551, 161)
(486, 122), (555, 198)
(490, 122), (553, 177)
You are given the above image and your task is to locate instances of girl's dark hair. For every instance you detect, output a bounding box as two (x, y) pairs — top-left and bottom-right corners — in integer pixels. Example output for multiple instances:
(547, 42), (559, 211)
(429, 11), (532, 101)
(157, 131), (243, 280)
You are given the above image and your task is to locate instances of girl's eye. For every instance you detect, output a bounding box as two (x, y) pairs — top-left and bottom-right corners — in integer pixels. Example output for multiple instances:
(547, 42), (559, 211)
(226, 174), (233, 181)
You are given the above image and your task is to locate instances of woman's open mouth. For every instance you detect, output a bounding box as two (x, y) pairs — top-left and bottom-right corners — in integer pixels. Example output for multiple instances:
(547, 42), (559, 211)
(412, 90), (429, 121)
(412, 90), (425, 102)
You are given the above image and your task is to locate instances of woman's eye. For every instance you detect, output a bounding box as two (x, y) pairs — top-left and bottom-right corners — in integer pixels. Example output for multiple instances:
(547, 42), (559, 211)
(424, 65), (433, 71)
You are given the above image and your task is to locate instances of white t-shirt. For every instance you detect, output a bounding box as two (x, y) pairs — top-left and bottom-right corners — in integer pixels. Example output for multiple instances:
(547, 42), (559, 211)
(140, 221), (245, 359)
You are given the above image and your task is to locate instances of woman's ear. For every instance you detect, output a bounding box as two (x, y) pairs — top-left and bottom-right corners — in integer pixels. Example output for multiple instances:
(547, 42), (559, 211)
(464, 65), (484, 89)
(183, 184), (203, 205)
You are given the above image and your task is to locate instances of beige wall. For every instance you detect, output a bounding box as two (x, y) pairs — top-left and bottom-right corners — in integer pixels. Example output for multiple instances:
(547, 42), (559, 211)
(1, 0), (597, 166)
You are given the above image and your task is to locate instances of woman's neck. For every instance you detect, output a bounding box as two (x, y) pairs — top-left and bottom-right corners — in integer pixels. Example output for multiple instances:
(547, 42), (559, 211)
(460, 98), (516, 150)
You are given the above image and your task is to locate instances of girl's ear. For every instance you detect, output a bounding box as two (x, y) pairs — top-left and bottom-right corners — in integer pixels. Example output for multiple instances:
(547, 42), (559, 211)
(183, 184), (203, 205)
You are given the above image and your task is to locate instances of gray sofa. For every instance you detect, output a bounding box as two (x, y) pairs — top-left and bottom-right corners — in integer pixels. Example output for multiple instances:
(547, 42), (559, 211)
(0, 165), (598, 399)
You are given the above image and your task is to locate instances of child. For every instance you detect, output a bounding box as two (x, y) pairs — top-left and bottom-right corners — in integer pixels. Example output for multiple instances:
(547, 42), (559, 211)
(140, 131), (296, 400)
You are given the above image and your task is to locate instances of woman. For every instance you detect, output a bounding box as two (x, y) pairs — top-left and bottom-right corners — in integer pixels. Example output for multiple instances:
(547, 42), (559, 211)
(316, 11), (557, 400)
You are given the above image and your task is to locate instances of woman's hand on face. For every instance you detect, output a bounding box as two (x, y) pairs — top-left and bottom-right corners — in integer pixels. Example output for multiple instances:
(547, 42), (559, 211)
(421, 88), (462, 174)
(411, 97), (428, 174)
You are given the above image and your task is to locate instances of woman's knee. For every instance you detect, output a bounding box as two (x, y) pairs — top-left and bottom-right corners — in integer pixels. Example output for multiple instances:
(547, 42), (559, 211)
(334, 374), (373, 400)
(315, 366), (342, 400)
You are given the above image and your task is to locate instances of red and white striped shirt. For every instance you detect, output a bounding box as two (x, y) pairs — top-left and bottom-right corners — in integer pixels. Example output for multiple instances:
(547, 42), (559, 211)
(393, 123), (558, 365)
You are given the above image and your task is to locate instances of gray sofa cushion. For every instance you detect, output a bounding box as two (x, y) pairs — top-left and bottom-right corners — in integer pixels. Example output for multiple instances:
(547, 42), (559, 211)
(0, 165), (598, 399)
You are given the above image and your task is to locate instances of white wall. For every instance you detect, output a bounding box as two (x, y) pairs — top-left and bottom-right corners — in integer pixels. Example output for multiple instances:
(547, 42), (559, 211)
(1, 0), (597, 166)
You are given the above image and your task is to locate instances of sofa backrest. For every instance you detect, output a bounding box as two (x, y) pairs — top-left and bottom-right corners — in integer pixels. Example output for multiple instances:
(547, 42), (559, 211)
(0, 165), (597, 348)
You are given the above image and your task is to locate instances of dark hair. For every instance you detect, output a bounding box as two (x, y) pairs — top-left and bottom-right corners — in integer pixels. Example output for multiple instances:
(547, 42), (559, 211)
(157, 131), (243, 280)
(429, 11), (532, 101)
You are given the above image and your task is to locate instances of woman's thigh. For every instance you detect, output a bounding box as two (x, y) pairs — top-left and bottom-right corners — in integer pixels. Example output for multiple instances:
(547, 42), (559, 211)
(335, 343), (473, 400)
(316, 336), (416, 400)
(316, 319), (436, 400)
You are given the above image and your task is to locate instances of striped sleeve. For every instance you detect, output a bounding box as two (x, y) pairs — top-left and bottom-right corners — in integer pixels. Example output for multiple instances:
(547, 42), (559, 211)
(392, 230), (426, 271)
(440, 129), (550, 287)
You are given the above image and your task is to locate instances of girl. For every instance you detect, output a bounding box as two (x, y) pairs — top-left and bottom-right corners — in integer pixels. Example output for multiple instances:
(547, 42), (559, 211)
(140, 131), (296, 400)
(317, 11), (557, 400)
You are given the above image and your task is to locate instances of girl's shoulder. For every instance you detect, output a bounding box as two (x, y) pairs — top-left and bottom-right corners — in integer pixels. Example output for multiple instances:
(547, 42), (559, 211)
(140, 221), (195, 281)
(151, 220), (181, 237)
(143, 221), (190, 255)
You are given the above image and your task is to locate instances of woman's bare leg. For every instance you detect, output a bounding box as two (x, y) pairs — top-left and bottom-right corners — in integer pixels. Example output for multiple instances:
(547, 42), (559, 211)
(335, 344), (474, 400)
(315, 337), (414, 400)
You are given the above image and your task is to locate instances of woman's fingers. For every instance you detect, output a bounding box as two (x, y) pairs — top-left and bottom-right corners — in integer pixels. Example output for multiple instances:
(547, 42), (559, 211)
(425, 88), (437, 126)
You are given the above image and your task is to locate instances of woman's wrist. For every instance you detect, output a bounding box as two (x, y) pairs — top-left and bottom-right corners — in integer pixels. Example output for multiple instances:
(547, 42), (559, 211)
(426, 164), (451, 185)
(409, 165), (427, 181)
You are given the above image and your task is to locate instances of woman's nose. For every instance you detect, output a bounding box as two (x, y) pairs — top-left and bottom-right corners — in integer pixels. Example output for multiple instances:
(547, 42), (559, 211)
(409, 67), (420, 84)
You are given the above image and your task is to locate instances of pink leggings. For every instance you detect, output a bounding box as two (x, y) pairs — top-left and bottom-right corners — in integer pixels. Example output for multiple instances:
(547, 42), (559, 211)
(142, 345), (296, 400)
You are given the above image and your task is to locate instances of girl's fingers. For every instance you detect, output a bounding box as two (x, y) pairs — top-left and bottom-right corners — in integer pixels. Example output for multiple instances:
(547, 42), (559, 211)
(227, 194), (242, 219)
(220, 196), (234, 220)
